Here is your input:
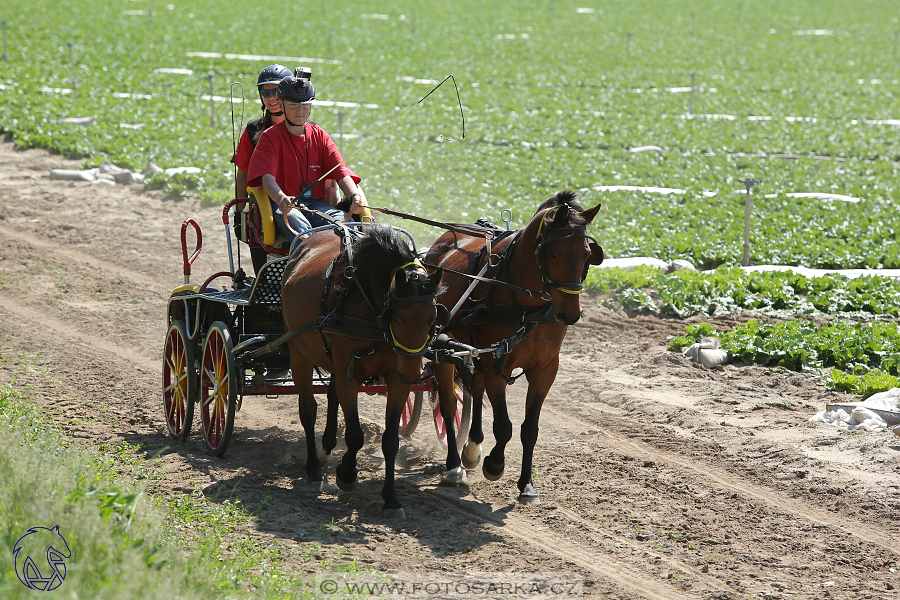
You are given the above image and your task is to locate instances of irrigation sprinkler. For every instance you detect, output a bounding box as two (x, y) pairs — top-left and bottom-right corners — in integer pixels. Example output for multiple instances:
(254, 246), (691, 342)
(738, 178), (760, 267)
(337, 111), (344, 155)
(2, 21), (7, 62)
(207, 74), (216, 128)
(67, 43), (77, 92)
(627, 33), (632, 59)
(690, 73), (696, 116)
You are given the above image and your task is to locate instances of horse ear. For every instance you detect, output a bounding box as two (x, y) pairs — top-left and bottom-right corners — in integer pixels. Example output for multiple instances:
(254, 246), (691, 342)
(580, 203), (602, 225)
(551, 204), (570, 227)
(393, 267), (408, 289)
(589, 241), (604, 265)
(428, 266), (444, 288)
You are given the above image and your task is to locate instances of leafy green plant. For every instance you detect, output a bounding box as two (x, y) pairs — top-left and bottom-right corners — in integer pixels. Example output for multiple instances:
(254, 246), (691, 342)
(590, 267), (900, 319)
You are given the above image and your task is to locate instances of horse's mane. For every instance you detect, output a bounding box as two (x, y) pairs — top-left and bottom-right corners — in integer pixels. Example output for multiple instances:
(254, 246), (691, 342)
(532, 190), (587, 228)
(333, 224), (433, 305)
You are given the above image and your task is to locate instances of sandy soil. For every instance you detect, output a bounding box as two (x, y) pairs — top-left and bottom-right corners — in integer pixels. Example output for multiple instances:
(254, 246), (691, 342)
(1, 136), (899, 600)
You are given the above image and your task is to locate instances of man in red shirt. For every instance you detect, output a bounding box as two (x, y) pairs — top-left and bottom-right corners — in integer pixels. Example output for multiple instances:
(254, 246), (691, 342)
(247, 72), (366, 246)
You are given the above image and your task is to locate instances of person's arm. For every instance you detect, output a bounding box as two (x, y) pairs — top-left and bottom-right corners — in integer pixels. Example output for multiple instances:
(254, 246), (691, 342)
(235, 168), (248, 200)
(262, 174), (294, 214)
(337, 176), (366, 215)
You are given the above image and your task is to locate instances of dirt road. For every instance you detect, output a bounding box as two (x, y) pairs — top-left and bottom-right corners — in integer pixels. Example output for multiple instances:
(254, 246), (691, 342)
(1, 137), (898, 599)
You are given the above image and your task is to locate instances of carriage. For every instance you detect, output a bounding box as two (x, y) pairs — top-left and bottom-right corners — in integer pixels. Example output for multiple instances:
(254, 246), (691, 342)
(162, 186), (603, 514)
(161, 190), (472, 459)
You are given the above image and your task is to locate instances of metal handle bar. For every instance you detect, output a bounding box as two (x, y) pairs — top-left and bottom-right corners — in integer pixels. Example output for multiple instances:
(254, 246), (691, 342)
(198, 271), (234, 293)
(222, 197), (250, 225)
(181, 218), (202, 284)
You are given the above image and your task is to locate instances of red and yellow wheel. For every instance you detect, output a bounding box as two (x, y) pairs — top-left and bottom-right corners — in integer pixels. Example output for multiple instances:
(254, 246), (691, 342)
(200, 321), (237, 457)
(429, 373), (472, 454)
(398, 391), (423, 436)
(162, 320), (195, 441)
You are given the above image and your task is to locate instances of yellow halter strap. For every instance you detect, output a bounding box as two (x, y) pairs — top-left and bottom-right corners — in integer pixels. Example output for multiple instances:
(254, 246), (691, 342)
(389, 323), (429, 354)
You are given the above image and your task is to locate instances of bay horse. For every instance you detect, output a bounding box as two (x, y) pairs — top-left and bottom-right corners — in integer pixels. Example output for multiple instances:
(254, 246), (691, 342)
(424, 190), (602, 504)
(282, 224), (442, 518)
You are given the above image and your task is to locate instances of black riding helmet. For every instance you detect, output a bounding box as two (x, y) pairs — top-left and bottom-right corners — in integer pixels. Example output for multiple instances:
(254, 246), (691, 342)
(256, 64), (292, 111)
(276, 76), (316, 104)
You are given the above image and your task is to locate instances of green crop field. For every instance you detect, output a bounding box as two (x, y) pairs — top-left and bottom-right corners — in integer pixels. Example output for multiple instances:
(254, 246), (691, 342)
(1, 0), (899, 266)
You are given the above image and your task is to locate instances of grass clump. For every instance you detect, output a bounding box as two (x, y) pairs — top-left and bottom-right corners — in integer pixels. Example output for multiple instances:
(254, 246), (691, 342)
(0, 377), (365, 599)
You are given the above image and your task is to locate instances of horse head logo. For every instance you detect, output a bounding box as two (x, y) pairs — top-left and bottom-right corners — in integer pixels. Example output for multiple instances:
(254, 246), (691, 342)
(13, 525), (71, 591)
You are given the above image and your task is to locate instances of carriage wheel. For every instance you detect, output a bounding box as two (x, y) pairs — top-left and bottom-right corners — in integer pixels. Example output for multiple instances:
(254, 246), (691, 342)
(398, 391), (423, 436)
(162, 320), (195, 441)
(200, 321), (237, 457)
(429, 373), (472, 454)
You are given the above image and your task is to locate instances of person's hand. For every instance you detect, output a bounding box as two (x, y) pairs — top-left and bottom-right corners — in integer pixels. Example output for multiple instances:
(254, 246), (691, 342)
(278, 194), (295, 214)
(348, 192), (368, 215)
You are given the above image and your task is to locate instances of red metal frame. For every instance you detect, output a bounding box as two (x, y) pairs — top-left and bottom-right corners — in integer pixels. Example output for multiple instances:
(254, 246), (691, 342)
(224, 197), (288, 257)
(181, 218), (202, 279)
(242, 381), (434, 396)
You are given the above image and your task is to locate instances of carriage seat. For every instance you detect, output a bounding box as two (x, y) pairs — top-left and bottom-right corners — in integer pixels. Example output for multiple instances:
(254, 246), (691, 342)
(247, 186), (290, 251)
(244, 184), (373, 255)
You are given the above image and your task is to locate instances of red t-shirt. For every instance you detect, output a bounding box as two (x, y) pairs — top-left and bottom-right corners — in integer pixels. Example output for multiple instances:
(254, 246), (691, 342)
(230, 126), (255, 171)
(247, 121), (360, 199)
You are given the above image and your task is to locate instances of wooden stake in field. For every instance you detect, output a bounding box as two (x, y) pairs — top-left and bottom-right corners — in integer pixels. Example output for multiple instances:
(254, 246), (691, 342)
(207, 74), (215, 128)
(739, 178), (759, 267)
(2, 21), (7, 62)
(627, 33), (632, 59)
(690, 72), (696, 116)
(894, 32), (898, 61)
(67, 43), (77, 92)
(337, 111), (344, 155)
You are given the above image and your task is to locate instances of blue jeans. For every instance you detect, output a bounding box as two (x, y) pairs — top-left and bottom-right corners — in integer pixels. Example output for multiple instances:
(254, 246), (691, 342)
(271, 199), (345, 247)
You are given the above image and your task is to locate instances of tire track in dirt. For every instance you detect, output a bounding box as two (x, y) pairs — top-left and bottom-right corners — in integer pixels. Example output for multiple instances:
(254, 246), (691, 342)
(0, 224), (171, 292)
(0, 291), (158, 371)
(423, 484), (712, 600)
(544, 402), (900, 557)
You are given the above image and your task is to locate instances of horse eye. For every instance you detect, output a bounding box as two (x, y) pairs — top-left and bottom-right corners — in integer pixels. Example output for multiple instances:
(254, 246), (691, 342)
(548, 251), (559, 260)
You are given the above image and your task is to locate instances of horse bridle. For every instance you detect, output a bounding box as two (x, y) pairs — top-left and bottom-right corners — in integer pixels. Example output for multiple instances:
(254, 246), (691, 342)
(531, 208), (601, 296)
(380, 260), (445, 360)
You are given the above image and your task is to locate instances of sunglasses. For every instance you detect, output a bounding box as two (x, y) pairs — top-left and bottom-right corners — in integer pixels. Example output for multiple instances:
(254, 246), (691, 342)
(283, 101), (312, 110)
(260, 88), (279, 98)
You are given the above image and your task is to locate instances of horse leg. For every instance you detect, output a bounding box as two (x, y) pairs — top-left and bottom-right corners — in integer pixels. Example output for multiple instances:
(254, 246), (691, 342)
(461, 372), (485, 470)
(292, 347), (324, 490)
(482, 373), (512, 482)
(381, 381), (409, 518)
(317, 379), (339, 465)
(516, 358), (558, 505)
(334, 376), (363, 491)
(433, 362), (465, 485)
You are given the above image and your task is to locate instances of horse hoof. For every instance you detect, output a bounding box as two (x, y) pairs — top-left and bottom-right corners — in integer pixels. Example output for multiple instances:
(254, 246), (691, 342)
(517, 483), (541, 505)
(336, 475), (358, 492)
(482, 458), (505, 481)
(441, 466), (467, 486)
(316, 444), (331, 465)
(382, 506), (407, 519)
(461, 442), (482, 470)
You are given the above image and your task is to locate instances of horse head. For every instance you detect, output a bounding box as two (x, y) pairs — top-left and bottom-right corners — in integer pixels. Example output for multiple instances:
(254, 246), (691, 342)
(384, 263), (444, 384)
(531, 191), (603, 325)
